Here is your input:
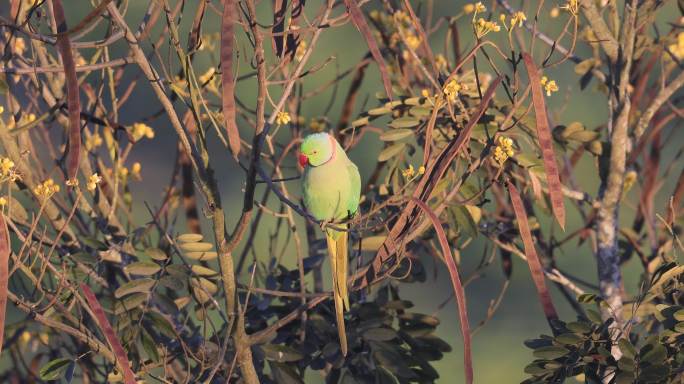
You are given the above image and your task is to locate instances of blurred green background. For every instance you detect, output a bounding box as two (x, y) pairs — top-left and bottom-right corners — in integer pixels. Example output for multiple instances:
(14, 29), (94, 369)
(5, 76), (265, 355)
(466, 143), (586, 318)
(7, 0), (682, 382)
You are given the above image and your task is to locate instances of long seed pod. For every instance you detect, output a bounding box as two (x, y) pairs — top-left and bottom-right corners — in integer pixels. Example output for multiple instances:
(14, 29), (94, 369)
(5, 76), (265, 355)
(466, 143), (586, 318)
(522, 52), (566, 230)
(507, 180), (559, 324)
(221, 0), (241, 158)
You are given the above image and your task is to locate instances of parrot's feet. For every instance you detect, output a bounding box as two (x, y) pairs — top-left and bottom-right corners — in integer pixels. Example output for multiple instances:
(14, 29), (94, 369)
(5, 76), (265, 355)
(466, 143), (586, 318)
(319, 219), (332, 232)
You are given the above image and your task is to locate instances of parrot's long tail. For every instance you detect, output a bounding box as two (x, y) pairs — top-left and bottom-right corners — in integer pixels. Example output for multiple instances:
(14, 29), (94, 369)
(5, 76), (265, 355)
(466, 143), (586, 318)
(326, 224), (349, 356)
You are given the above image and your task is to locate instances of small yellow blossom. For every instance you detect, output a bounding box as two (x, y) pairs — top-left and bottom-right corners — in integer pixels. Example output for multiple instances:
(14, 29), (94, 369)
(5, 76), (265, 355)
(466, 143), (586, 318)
(463, 3), (476, 14)
(443, 79), (462, 102)
(550, 7), (560, 18)
(85, 132), (103, 151)
(27, 113), (36, 123)
(511, 11), (527, 28)
(0, 106), (4, 114)
(474, 2), (486, 13)
(418, 165), (426, 175)
(131, 162), (142, 180)
(275, 111), (291, 125)
(14, 37), (26, 55)
(198, 67), (216, 85)
(75, 55), (87, 67)
(493, 136), (515, 165)
(0, 158), (14, 176)
(541, 76), (559, 96)
(0, 197), (7, 206)
(119, 167), (129, 178)
(405, 33), (421, 50)
(560, 0), (579, 15)
(295, 40), (307, 62)
(19, 331), (31, 346)
(87, 173), (102, 191)
(402, 164), (415, 178)
(393, 10), (411, 25)
(131, 122), (155, 141)
(421, 89), (430, 98)
(435, 54), (448, 71)
(309, 117), (327, 132)
(474, 18), (501, 38)
(668, 32), (684, 60)
(34, 178), (60, 200)
(65, 178), (79, 187)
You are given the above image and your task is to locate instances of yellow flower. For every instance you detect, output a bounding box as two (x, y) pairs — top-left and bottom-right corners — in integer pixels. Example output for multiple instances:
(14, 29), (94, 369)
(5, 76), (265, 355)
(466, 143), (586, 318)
(511, 11), (527, 28)
(0, 106), (4, 114)
(119, 167), (129, 178)
(443, 79), (462, 102)
(402, 164), (415, 178)
(275, 111), (291, 125)
(493, 136), (515, 165)
(560, 0), (579, 15)
(550, 7), (560, 18)
(0, 197), (7, 206)
(198, 67), (216, 84)
(131, 123), (155, 141)
(87, 173), (102, 191)
(418, 165), (426, 175)
(0, 158), (14, 176)
(541, 76), (559, 96)
(435, 54), (448, 71)
(405, 33), (421, 50)
(464, 3), (476, 14)
(309, 117), (326, 132)
(34, 178), (60, 200)
(393, 10), (411, 25)
(474, 2), (486, 13)
(65, 178), (79, 187)
(85, 132), (103, 151)
(295, 40), (307, 62)
(474, 18), (501, 38)
(14, 37), (26, 55)
(131, 162), (142, 180)
(668, 32), (684, 60)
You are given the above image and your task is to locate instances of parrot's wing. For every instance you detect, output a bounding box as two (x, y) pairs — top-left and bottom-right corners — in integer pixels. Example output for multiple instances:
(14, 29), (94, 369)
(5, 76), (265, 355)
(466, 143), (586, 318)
(346, 161), (361, 217)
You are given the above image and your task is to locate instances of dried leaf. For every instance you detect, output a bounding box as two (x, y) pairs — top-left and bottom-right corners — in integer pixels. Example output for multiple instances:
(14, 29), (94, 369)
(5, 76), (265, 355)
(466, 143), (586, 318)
(522, 53), (566, 230)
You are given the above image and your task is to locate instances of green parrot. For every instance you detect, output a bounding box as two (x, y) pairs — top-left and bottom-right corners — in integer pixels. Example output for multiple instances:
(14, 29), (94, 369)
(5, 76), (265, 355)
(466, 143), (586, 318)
(299, 132), (361, 356)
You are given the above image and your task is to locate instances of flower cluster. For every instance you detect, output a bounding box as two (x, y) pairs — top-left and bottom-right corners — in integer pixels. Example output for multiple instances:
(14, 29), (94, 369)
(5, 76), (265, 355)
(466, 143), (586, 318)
(474, 18), (501, 38)
(87, 173), (102, 192)
(443, 79), (463, 103)
(0, 157), (18, 182)
(511, 11), (527, 28)
(131, 123), (155, 141)
(405, 34), (421, 50)
(34, 179), (60, 200)
(540, 76), (559, 96)
(85, 132), (103, 151)
(493, 136), (515, 165)
(402, 164), (426, 179)
(668, 32), (684, 60)
(275, 111), (292, 125)
(463, 2), (487, 15)
(560, 0), (579, 15)
(0, 197), (7, 207)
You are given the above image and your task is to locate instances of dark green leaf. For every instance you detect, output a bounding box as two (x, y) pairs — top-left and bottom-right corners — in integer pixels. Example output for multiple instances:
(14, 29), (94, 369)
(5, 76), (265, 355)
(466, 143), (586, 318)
(39, 358), (72, 381)
(532, 346), (570, 360)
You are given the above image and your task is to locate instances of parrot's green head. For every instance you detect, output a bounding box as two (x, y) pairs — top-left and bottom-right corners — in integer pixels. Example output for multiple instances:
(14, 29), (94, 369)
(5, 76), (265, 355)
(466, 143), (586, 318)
(299, 132), (335, 167)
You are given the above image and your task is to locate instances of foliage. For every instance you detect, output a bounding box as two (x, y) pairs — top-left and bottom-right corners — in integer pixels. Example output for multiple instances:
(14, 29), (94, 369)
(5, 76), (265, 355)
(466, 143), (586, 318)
(0, 0), (682, 383)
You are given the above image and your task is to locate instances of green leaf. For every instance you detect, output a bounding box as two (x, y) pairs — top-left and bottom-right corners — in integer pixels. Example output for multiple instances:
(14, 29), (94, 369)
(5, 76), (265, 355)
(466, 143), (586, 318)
(674, 309), (684, 321)
(618, 338), (637, 359)
(70, 252), (98, 265)
(566, 321), (592, 334)
(124, 261), (161, 276)
(532, 346), (570, 359)
(377, 143), (406, 162)
(39, 358), (73, 381)
(555, 333), (583, 345)
(268, 361), (304, 384)
(586, 309), (602, 323)
(261, 344), (304, 362)
(451, 205), (478, 238)
(145, 247), (168, 261)
(114, 292), (148, 315)
(379, 129), (414, 141)
(115, 278), (156, 298)
(179, 242), (213, 252)
(362, 327), (398, 341)
(177, 233), (203, 243)
(159, 275), (185, 290)
(389, 116), (419, 129)
(641, 343), (667, 364)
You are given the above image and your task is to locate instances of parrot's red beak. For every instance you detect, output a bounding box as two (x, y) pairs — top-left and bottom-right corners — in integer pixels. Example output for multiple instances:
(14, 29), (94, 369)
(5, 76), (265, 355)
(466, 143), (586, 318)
(298, 153), (309, 167)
